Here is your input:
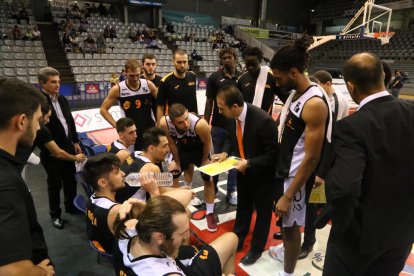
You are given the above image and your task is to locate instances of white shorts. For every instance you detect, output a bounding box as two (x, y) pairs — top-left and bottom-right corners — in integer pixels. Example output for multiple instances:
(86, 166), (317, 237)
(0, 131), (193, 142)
(282, 177), (306, 227)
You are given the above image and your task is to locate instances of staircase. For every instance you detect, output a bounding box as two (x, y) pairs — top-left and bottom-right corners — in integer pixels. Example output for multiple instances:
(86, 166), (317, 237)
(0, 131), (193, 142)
(38, 22), (75, 83)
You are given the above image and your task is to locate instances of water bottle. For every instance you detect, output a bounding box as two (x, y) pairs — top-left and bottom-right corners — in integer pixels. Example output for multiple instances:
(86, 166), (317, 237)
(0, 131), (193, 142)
(124, 172), (173, 187)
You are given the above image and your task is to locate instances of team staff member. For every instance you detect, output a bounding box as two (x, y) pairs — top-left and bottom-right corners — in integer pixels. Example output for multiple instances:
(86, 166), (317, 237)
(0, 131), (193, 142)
(0, 78), (55, 276)
(237, 47), (287, 114)
(16, 100), (86, 168)
(213, 85), (278, 265)
(324, 53), (414, 275)
(156, 48), (198, 123)
(204, 47), (241, 206)
(140, 53), (162, 116)
(100, 59), (158, 150)
(39, 67), (82, 230)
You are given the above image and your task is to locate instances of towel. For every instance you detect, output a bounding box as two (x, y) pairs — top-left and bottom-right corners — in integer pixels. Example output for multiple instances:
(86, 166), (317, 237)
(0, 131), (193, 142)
(252, 65), (270, 108)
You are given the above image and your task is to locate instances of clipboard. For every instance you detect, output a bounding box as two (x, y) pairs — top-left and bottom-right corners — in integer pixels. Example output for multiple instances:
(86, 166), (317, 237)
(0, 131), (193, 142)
(196, 156), (241, 176)
(309, 183), (327, 204)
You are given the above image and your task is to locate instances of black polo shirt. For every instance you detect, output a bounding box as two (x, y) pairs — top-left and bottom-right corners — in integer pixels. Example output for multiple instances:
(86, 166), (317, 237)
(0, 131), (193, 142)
(237, 70), (285, 114)
(157, 71), (198, 114)
(141, 74), (163, 115)
(206, 69), (241, 129)
(14, 124), (54, 170)
(34, 125), (54, 155)
(0, 149), (49, 266)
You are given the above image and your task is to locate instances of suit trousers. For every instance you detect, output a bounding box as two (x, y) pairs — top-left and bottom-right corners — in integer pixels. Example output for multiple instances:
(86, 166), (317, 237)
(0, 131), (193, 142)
(234, 173), (274, 253)
(323, 234), (411, 276)
(41, 156), (77, 218)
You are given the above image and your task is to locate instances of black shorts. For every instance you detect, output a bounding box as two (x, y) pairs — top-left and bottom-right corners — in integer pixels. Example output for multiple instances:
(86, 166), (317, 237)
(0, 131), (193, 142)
(183, 244), (222, 276)
(179, 149), (203, 171)
(176, 149), (211, 181)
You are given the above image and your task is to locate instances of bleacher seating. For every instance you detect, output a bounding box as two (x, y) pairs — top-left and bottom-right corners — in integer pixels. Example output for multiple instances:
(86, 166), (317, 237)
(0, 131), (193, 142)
(0, 0), (48, 83)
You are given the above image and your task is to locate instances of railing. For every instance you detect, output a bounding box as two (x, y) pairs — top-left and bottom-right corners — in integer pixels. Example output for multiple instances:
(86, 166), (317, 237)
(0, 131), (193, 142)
(234, 26), (275, 61)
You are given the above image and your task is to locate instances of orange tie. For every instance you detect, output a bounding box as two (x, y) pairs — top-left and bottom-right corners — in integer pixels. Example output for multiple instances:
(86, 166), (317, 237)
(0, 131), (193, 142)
(236, 119), (245, 159)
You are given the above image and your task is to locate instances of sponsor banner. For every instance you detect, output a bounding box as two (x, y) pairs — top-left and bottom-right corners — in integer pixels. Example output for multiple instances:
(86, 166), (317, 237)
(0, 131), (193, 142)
(85, 83), (99, 94)
(128, 0), (162, 6)
(240, 26), (269, 39)
(336, 33), (363, 40)
(221, 16), (251, 26)
(163, 10), (218, 27)
(71, 106), (123, 133)
(197, 78), (207, 90)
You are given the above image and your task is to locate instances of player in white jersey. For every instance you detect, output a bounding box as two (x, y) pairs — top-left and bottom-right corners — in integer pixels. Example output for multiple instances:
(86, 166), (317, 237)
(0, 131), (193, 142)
(114, 195), (238, 276)
(100, 59), (158, 150)
(159, 103), (218, 232)
(268, 35), (330, 276)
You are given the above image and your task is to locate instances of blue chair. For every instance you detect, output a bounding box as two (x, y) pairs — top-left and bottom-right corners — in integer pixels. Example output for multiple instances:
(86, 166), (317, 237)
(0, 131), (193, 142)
(92, 145), (107, 155)
(90, 240), (114, 264)
(77, 132), (88, 140)
(75, 171), (94, 198)
(73, 194), (86, 213)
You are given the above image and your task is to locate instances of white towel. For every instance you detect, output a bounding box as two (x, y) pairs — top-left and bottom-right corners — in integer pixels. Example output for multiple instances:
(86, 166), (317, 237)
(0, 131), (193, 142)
(252, 65), (270, 108)
(278, 84), (332, 143)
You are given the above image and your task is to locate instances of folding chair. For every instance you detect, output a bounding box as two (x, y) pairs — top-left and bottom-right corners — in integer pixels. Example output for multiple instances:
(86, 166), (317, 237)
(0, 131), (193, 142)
(73, 194), (86, 213)
(75, 171), (94, 198)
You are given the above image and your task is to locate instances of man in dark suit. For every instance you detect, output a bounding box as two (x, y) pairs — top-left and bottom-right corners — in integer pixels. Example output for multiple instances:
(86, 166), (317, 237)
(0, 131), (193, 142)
(38, 67), (82, 229)
(212, 85), (278, 265)
(324, 52), (414, 275)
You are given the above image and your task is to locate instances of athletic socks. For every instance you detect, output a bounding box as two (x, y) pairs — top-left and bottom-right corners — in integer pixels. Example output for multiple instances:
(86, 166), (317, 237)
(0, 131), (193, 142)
(206, 203), (214, 214)
(280, 271), (294, 276)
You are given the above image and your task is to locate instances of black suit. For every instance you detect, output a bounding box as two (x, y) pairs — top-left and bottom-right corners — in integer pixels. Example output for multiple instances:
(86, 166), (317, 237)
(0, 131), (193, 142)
(41, 92), (79, 219)
(324, 95), (414, 275)
(224, 103), (278, 253)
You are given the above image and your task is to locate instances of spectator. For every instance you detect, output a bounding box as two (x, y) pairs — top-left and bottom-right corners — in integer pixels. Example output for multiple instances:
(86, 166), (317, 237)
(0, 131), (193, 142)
(23, 29), (33, 41)
(166, 22), (175, 33)
(83, 33), (97, 53)
(191, 49), (203, 61)
(110, 26), (117, 39)
(145, 39), (160, 50)
(389, 69), (404, 98)
(119, 69), (126, 82)
(96, 33), (106, 53)
(32, 26), (41, 40)
(103, 25), (111, 39)
(128, 27), (136, 42)
(79, 19), (88, 33)
(109, 73), (119, 87)
(69, 32), (80, 52)
(62, 31), (72, 52)
(12, 25), (22, 40)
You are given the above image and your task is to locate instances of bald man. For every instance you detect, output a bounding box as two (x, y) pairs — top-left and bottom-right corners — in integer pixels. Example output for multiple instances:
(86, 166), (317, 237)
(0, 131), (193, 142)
(323, 53), (414, 276)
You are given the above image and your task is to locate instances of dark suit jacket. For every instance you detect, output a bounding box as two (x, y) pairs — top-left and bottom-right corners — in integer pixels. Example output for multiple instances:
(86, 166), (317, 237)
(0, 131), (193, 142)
(223, 103), (278, 181)
(42, 92), (79, 155)
(326, 95), (414, 253)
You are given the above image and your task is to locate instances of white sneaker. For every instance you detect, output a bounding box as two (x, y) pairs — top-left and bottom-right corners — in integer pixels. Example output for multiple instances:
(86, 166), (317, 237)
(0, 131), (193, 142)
(269, 246), (284, 264)
(190, 196), (203, 207)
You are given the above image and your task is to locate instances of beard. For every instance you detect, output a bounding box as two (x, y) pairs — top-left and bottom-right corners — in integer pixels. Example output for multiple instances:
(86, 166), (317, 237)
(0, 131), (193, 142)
(143, 68), (154, 76)
(175, 67), (186, 74)
(17, 122), (35, 148)
(159, 239), (177, 258)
